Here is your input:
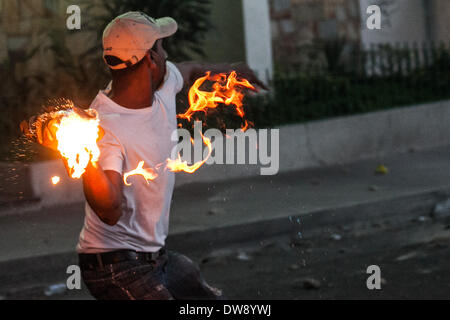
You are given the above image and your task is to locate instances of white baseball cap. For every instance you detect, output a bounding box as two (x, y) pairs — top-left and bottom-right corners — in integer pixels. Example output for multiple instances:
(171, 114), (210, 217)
(102, 11), (178, 70)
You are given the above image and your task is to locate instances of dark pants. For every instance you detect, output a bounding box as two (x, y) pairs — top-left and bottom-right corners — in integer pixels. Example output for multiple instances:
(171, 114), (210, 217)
(79, 250), (224, 300)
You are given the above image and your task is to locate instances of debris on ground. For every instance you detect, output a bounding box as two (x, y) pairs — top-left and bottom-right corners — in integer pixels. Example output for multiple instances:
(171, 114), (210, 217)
(416, 216), (427, 223)
(289, 264), (299, 271)
(395, 251), (419, 262)
(236, 251), (252, 261)
(207, 207), (226, 216)
(375, 165), (389, 175)
(431, 198), (450, 219)
(294, 278), (321, 290)
(330, 234), (342, 241)
(44, 283), (67, 297)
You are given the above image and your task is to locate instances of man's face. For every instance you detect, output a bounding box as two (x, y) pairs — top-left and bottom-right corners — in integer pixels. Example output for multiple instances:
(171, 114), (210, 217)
(149, 39), (168, 90)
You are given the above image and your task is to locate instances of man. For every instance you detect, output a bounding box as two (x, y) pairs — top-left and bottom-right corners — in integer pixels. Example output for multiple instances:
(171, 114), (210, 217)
(37, 11), (266, 300)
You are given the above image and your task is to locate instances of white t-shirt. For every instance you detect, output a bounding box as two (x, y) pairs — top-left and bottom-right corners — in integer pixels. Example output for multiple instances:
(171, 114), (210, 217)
(77, 61), (183, 254)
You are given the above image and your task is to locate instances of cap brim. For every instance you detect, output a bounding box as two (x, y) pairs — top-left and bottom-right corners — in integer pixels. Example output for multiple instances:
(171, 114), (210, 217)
(155, 17), (178, 39)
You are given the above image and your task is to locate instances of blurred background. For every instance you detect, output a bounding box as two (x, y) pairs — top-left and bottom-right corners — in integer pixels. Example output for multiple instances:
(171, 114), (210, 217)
(1, 0), (450, 158)
(1, 0), (450, 300)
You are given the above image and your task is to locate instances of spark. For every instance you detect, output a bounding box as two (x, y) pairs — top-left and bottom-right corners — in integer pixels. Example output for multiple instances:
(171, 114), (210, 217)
(51, 176), (61, 185)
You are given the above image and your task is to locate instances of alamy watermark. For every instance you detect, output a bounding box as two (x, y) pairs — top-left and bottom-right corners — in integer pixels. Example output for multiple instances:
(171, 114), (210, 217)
(66, 5), (81, 30)
(366, 265), (382, 290)
(63, 263), (383, 292)
(366, 5), (381, 30)
(172, 121), (280, 176)
(66, 4), (382, 31)
(66, 265), (82, 290)
(44, 265), (81, 296)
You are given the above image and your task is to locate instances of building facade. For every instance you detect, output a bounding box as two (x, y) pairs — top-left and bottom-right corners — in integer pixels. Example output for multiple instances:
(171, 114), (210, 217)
(270, 0), (450, 71)
(269, 0), (361, 71)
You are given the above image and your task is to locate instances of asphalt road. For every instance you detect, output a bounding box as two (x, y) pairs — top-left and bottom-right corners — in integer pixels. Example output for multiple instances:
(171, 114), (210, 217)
(7, 207), (450, 300)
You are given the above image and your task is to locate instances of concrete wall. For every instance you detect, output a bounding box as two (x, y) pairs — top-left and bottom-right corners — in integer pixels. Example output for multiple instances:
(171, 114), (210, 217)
(28, 99), (450, 207)
(269, 0), (361, 71)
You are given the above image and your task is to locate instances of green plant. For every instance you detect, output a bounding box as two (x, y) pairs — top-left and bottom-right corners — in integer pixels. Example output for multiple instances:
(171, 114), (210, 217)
(318, 37), (347, 74)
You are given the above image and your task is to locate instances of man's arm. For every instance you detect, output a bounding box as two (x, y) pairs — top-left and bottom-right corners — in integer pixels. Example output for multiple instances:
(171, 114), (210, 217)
(81, 161), (122, 226)
(175, 62), (269, 91)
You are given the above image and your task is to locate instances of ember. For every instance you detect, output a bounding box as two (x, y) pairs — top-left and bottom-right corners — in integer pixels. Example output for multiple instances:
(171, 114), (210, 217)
(51, 176), (61, 185)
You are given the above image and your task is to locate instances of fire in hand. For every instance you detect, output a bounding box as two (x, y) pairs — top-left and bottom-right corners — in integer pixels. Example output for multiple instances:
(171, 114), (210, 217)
(178, 71), (255, 130)
(21, 100), (102, 180)
(54, 108), (101, 179)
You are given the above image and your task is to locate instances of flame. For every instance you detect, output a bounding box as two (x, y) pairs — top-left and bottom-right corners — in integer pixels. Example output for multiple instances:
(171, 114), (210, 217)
(51, 176), (61, 185)
(54, 109), (100, 179)
(123, 161), (159, 186)
(122, 71), (254, 185)
(166, 133), (213, 174)
(178, 71), (255, 127)
(123, 133), (211, 184)
(241, 120), (253, 132)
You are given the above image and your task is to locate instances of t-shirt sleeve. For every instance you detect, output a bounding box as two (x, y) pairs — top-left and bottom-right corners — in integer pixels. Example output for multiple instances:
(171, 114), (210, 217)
(97, 129), (124, 175)
(166, 61), (184, 94)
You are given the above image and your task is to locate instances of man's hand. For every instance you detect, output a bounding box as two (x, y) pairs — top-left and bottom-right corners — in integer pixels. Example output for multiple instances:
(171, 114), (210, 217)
(40, 118), (60, 151)
(20, 108), (105, 153)
(20, 116), (60, 151)
(20, 109), (105, 182)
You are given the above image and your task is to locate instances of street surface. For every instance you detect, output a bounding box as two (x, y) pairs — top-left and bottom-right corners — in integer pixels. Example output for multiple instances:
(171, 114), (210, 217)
(2, 146), (450, 300)
(6, 208), (450, 300)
